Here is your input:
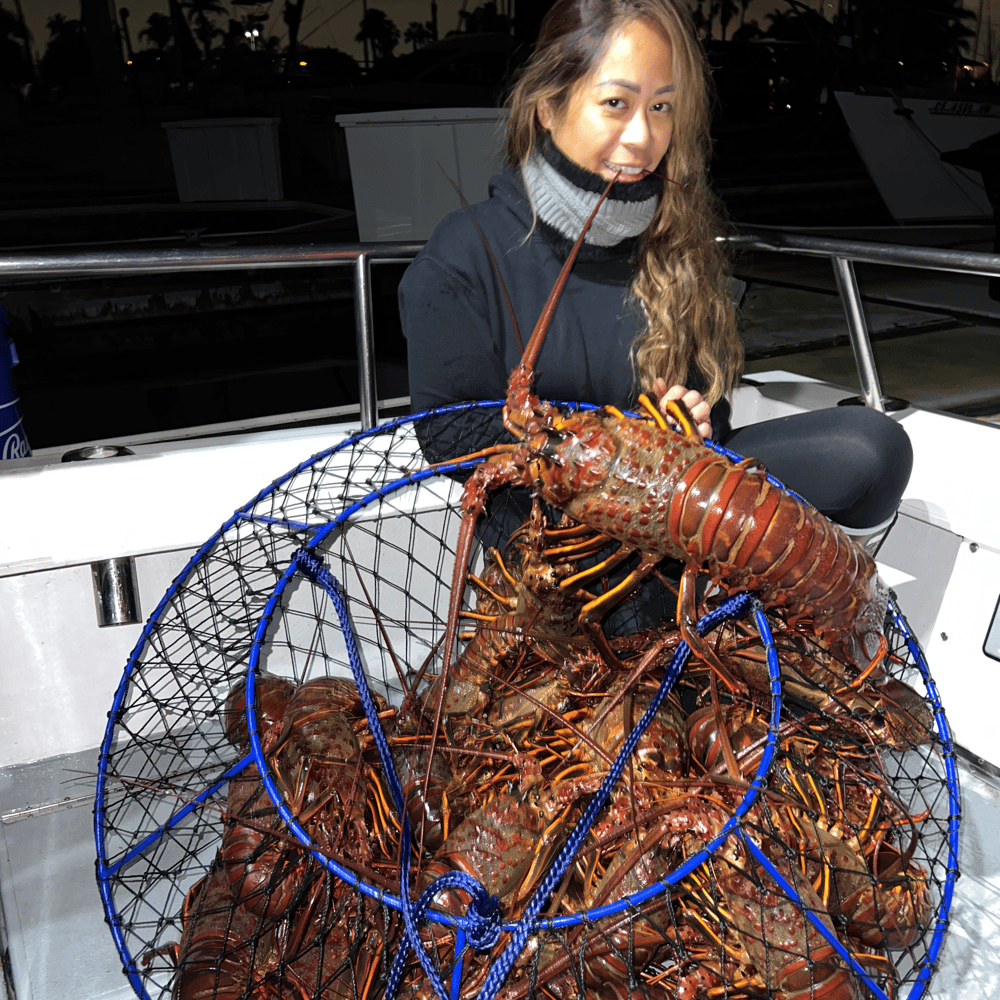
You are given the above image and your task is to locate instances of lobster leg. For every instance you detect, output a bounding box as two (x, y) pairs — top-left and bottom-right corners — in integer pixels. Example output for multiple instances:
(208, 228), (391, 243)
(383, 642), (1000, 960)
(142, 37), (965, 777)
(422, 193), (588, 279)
(640, 394), (704, 446)
(677, 563), (742, 691)
(576, 551), (664, 670)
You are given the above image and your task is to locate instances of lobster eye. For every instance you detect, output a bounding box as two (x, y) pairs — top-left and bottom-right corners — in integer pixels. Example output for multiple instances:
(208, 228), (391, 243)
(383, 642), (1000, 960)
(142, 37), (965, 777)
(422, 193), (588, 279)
(532, 429), (566, 462)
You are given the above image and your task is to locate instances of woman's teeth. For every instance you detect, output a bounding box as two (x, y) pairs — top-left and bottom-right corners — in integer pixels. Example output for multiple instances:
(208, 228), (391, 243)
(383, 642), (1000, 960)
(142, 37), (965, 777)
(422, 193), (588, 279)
(605, 163), (645, 176)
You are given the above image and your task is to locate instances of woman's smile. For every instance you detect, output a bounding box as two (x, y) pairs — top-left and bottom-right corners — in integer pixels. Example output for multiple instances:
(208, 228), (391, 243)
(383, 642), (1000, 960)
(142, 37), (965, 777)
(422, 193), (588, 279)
(537, 18), (675, 183)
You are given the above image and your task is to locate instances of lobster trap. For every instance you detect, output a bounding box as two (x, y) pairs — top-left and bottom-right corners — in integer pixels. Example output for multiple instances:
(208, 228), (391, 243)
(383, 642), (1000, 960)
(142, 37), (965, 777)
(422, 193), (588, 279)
(95, 403), (960, 1000)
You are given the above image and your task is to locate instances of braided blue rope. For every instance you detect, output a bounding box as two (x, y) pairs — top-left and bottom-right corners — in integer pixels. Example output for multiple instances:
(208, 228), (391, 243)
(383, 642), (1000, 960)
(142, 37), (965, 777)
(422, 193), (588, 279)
(474, 591), (760, 1000)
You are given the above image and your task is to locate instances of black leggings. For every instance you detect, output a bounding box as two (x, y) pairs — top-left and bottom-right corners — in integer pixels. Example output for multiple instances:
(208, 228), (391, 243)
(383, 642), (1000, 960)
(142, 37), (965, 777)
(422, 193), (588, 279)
(724, 406), (912, 529)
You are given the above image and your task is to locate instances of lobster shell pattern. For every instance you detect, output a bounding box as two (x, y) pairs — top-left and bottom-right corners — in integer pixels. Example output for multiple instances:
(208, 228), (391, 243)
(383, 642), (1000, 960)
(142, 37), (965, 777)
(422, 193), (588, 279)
(482, 403), (888, 672)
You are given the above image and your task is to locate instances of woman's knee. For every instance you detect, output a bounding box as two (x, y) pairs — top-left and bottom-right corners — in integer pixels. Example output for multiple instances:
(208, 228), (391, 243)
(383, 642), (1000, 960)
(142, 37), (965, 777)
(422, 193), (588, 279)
(811, 407), (912, 527)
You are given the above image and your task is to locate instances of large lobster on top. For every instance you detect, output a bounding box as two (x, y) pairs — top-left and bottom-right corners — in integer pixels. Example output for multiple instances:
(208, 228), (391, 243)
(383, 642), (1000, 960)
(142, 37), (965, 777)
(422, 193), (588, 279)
(433, 179), (888, 727)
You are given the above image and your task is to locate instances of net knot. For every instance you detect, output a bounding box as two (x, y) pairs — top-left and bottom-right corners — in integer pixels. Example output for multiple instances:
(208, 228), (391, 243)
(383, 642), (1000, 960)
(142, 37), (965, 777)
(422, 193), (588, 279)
(419, 870), (503, 951)
(465, 888), (502, 951)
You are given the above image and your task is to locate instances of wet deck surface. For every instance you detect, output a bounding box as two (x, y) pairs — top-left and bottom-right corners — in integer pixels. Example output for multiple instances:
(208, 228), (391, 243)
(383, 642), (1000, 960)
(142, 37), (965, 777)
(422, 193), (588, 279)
(734, 235), (1000, 417)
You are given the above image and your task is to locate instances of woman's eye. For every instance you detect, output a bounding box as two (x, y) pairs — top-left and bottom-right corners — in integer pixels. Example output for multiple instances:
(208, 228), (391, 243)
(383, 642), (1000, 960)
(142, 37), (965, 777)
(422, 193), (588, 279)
(604, 97), (626, 110)
(652, 101), (672, 113)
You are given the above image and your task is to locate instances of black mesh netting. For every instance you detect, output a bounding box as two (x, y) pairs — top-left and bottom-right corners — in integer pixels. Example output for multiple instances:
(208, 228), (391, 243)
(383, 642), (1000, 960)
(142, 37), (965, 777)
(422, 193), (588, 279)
(95, 404), (960, 1000)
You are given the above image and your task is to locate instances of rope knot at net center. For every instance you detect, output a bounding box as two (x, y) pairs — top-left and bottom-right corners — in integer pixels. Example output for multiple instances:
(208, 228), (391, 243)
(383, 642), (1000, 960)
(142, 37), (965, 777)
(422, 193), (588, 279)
(426, 871), (504, 952)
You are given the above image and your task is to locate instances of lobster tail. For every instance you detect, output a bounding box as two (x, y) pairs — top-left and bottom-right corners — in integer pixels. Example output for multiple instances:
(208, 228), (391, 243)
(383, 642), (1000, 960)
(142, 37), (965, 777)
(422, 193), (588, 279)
(659, 450), (889, 671)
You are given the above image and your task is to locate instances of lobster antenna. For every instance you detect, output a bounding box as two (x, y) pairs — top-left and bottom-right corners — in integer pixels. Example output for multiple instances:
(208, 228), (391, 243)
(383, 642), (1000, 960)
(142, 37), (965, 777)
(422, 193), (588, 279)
(435, 173), (621, 687)
(440, 164), (524, 354)
(519, 173), (620, 374)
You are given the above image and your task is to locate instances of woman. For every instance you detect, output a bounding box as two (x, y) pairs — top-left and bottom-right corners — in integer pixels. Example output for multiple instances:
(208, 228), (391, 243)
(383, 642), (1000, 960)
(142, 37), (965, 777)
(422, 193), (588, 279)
(398, 0), (911, 546)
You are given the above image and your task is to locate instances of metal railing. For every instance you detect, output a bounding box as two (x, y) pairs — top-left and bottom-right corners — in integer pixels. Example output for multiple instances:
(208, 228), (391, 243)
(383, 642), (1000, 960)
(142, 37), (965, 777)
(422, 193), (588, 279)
(0, 243), (423, 430)
(4, 232), (1000, 426)
(729, 231), (1000, 412)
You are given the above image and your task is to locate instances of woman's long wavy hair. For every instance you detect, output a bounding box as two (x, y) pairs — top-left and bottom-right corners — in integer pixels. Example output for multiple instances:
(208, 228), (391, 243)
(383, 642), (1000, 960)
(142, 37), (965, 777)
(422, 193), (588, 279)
(505, 0), (742, 405)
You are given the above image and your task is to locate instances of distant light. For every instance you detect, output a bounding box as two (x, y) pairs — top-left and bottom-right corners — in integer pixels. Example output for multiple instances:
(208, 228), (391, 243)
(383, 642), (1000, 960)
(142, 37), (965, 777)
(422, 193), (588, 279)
(785, 103), (791, 109)
(299, 60), (307, 66)
(127, 59), (132, 65)
(898, 60), (904, 66)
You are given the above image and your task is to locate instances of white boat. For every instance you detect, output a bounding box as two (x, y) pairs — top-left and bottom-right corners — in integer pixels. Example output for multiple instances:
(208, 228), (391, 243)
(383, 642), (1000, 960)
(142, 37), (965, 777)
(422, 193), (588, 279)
(0, 232), (998, 1000)
(835, 90), (1000, 223)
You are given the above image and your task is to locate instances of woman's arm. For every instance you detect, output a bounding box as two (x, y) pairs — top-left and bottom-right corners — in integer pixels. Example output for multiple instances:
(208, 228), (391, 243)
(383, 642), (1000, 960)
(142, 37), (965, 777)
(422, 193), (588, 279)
(399, 240), (515, 464)
(399, 254), (511, 412)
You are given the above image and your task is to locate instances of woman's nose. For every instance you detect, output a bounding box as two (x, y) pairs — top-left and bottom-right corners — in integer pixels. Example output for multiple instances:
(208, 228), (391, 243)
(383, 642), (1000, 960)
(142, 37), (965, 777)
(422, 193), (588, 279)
(621, 110), (651, 148)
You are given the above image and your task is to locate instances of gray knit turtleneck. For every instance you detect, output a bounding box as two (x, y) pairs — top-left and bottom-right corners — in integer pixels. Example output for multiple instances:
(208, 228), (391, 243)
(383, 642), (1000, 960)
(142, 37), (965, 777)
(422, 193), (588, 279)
(521, 146), (661, 247)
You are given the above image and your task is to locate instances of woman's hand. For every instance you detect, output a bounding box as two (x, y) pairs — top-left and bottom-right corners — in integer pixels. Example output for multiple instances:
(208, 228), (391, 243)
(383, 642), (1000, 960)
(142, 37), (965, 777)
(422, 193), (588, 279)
(653, 378), (713, 440)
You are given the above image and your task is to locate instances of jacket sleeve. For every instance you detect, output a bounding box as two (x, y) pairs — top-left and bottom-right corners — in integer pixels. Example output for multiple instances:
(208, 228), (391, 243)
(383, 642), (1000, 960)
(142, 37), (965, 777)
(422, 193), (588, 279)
(399, 252), (510, 411)
(399, 233), (514, 464)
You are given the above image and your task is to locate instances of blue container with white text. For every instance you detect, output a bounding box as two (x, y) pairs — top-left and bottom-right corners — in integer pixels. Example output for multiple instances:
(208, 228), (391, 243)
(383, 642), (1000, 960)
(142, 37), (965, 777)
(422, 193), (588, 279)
(0, 305), (30, 461)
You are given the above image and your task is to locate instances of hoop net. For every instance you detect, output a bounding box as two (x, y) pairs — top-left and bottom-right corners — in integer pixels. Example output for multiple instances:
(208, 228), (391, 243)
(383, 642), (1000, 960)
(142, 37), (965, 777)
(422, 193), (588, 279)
(95, 404), (960, 1000)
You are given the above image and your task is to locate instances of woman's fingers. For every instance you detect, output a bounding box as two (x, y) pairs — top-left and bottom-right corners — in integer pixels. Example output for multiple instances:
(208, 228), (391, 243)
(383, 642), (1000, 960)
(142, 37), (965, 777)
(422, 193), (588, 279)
(655, 382), (713, 439)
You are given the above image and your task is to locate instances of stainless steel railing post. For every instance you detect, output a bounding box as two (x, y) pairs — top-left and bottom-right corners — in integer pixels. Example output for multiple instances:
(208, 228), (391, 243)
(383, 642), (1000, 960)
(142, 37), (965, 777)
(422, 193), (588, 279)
(830, 255), (886, 412)
(353, 252), (377, 430)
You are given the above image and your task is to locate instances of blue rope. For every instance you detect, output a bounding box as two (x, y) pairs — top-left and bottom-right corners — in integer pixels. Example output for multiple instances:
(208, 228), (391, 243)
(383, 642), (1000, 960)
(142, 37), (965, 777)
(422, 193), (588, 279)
(294, 548), (502, 1000)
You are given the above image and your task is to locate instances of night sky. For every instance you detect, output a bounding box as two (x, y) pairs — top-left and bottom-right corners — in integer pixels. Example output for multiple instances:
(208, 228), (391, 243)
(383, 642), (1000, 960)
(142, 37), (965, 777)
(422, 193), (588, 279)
(20, 0), (999, 71)
(25, 0), (478, 64)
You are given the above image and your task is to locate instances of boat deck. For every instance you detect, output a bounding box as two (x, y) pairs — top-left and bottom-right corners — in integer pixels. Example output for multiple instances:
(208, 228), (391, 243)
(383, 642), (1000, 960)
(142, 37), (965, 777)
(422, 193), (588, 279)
(735, 232), (1000, 417)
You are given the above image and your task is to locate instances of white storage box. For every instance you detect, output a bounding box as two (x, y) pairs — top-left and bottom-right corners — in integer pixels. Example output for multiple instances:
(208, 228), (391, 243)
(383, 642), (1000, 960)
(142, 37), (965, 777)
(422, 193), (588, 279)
(336, 107), (508, 241)
(163, 117), (284, 201)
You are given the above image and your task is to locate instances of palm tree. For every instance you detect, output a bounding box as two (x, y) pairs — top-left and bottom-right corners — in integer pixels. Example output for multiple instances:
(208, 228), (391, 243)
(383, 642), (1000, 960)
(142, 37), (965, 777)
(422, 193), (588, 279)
(139, 11), (173, 50)
(355, 8), (400, 64)
(404, 20), (432, 51)
(0, 0), (32, 81)
(690, 0), (711, 39)
(180, 0), (225, 59)
(737, 0), (753, 31)
(38, 12), (89, 86)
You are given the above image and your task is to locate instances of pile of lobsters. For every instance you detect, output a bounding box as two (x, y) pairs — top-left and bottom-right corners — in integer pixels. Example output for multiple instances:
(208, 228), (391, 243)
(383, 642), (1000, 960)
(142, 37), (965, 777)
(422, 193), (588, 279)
(167, 492), (936, 1000)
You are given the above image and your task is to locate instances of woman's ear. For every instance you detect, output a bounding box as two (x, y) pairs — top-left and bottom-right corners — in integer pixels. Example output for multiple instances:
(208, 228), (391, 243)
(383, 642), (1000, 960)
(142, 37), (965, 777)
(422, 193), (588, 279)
(536, 99), (554, 131)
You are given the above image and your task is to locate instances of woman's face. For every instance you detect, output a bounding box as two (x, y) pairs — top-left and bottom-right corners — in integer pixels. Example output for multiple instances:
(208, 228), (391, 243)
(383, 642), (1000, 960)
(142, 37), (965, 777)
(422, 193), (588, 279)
(538, 18), (675, 184)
